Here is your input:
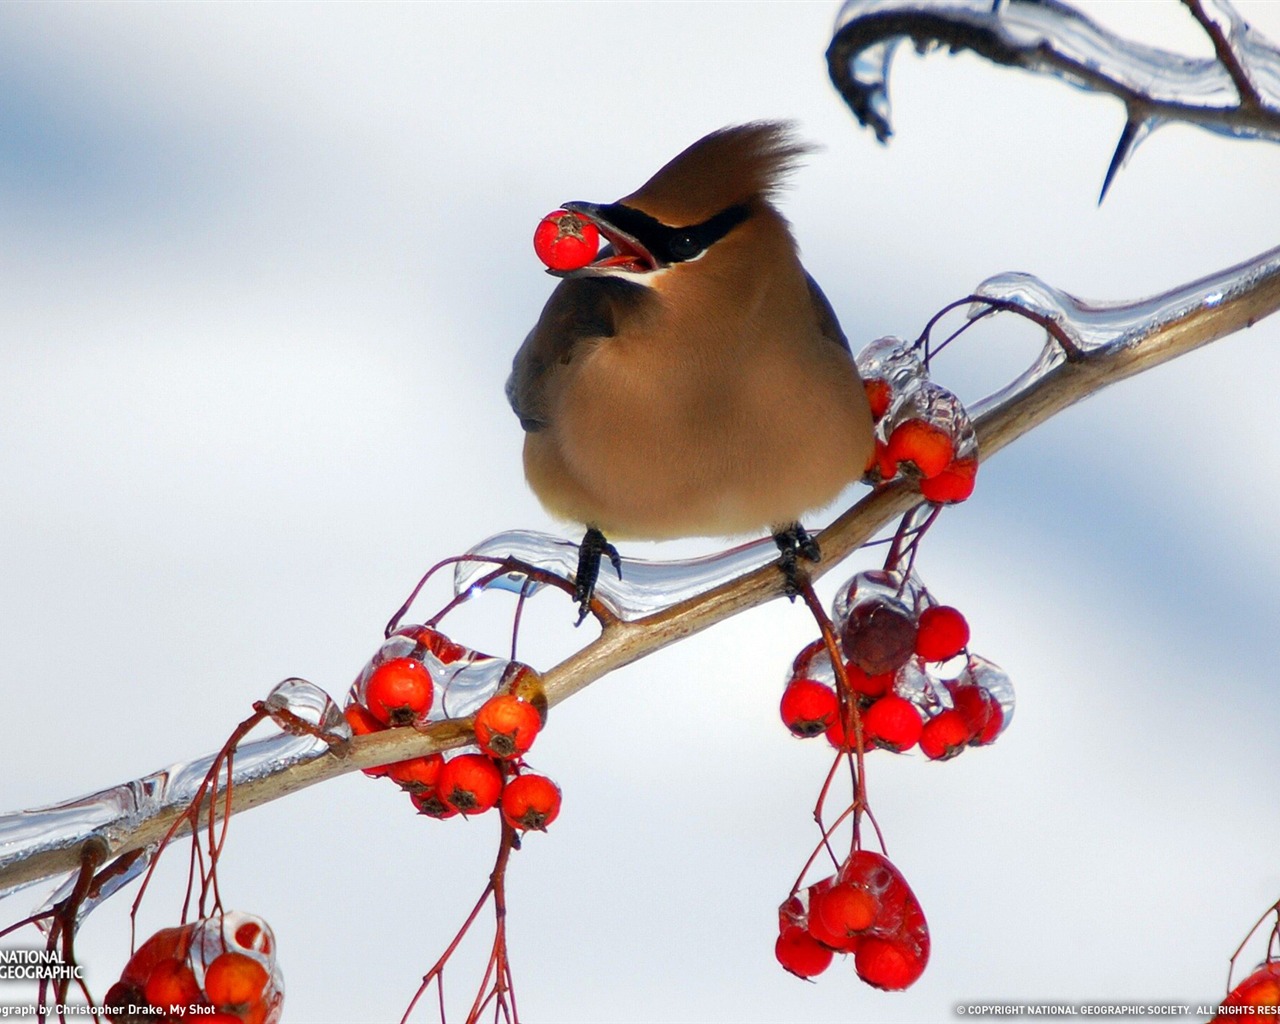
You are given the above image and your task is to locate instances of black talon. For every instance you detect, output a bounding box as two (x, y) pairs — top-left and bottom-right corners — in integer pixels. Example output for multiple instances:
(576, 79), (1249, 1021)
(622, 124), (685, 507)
(573, 526), (621, 625)
(772, 522), (821, 599)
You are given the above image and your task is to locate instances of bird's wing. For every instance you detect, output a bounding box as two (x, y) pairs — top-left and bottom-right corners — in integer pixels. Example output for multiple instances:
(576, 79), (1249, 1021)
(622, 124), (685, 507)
(804, 271), (851, 355)
(506, 277), (647, 432)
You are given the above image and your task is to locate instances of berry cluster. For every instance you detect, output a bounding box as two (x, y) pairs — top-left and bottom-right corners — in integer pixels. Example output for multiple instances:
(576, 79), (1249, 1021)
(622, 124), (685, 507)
(776, 851), (930, 990)
(775, 564), (1015, 991)
(1211, 961), (1280, 1022)
(857, 336), (978, 504)
(533, 210), (600, 272)
(780, 571), (1014, 761)
(106, 912), (281, 1024)
(344, 624), (562, 831)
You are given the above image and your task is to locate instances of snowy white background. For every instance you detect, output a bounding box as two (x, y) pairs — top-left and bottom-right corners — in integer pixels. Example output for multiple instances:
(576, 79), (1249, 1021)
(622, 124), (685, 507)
(2, 2), (1279, 1021)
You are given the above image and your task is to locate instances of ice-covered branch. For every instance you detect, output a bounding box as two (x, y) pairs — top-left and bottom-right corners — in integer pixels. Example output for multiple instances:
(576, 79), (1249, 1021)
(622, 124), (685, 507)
(826, 0), (1280, 196)
(3, 241), (1278, 900)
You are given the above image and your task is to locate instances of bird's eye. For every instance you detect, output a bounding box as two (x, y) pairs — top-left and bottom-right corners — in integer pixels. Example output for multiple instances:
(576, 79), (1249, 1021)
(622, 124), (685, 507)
(668, 233), (702, 261)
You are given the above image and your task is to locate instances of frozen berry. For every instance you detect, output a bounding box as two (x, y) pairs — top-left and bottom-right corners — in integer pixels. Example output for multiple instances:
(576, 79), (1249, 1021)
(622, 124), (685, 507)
(919, 457), (977, 503)
(775, 924), (834, 979)
(918, 709), (972, 760)
(886, 419), (954, 479)
(812, 881), (878, 939)
(363, 657), (433, 726)
(842, 601), (917, 676)
(144, 958), (202, 1014)
(1212, 961), (1280, 1022)
(805, 878), (860, 952)
(855, 935), (926, 991)
(864, 378), (893, 422)
(947, 683), (1003, 745)
(203, 951), (269, 1008)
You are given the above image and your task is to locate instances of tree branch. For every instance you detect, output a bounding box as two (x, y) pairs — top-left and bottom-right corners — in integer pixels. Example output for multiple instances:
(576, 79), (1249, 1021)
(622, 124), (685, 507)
(3, 241), (1277, 898)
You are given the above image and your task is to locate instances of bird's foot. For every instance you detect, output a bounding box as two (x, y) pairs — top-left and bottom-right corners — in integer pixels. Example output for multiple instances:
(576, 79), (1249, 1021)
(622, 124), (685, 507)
(574, 527), (622, 625)
(773, 523), (821, 599)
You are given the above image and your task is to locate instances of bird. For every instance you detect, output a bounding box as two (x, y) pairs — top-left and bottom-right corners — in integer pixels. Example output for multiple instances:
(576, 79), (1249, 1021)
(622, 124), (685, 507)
(506, 121), (875, 621)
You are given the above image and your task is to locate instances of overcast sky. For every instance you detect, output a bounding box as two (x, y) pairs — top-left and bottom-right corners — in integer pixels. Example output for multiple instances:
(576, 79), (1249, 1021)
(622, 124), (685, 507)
(2, 2), (1279, 1022)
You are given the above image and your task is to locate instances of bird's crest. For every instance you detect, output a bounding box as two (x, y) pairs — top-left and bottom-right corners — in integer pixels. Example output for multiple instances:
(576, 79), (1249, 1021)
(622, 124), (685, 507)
(622, 121), (811, 225)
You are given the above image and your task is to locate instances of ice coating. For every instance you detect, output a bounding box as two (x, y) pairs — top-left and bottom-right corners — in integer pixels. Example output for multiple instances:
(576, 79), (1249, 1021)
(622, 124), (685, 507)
(819, 568), (1014, 755)
(262, 677), (351, 744)
(828, 0), (1280, 147)
(353, 625), (537, 722)
(965, 244), (1280, 418)
(0, 705), (334, 891)
(893, 657), (952, 718)
(879, 380), (977, 461)
(36, 844), (153, 929)
(833, 569), (926, 626)
(956, 653), (1016, 736)
(855, 335), (926, 397)
(116, 911), (284, 1023)
(790, 638), (839, 689)
(453, 529), (782, 621)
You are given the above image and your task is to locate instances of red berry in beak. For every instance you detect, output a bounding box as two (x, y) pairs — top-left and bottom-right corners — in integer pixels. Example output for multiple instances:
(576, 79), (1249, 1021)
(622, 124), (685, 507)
(534, 210), (600, 271)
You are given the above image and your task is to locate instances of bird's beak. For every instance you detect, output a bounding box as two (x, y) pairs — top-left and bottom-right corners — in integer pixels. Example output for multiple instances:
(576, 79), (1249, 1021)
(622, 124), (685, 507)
(550, 201), (658, 278)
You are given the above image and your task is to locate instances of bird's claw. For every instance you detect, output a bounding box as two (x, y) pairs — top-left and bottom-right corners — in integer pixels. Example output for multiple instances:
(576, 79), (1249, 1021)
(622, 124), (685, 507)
(573, 527), (621, 625)
(773, 523), (821, 600)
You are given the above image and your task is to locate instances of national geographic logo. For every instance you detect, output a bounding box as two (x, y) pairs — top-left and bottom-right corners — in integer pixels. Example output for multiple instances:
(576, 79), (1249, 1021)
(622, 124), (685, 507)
(0, 949), (84, 982)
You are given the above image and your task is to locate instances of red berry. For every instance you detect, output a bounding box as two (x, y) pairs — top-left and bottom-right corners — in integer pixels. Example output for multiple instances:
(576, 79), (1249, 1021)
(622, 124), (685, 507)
(233, 920), (272, 956)
(916, 605), (970, 662)
(855, 936), (926, 991)
(344, 702), (384, 736)
(436, 754), (503, 815)
(841, 851), (930, 989)
(947, 683), (1003, 745)
(411, 789), (459, 819)
(401, 625), (469, 664)
(775, 924), (835, 979)
(1213, 961), (1280, 1022)
(844, 663), (893, 699)
(144, 957), (203, 1014)
(840, 851), (908, 929)
(501, 773), (562, 831)
(363, 657), (433, 726)
(805, 878), (860, 951)
(866, 438), (898, 481)
(533, 210), (600, 271)
(779, 679), (838, 737)
(812, 881), (878, 940)
(841, 600), (918, 676)
(918, 709), (973, 760)
(862, 695), (924, 752)
(121, 926), (193, 987)
(203, 951), (269, 1008)
(886, 419), (954, 479)
(919, 457), (977, 503)
(864, 378), (893, 422)
(474, 694), (543, 759)
(387, 753), (445, 793)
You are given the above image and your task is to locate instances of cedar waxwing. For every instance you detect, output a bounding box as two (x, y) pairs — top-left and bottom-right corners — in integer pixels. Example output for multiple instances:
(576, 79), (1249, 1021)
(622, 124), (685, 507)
(506, 122), (875, 618)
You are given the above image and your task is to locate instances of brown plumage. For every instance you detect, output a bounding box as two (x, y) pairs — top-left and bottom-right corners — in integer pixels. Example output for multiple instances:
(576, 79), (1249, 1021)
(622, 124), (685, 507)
(507, 122), (874, 610)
